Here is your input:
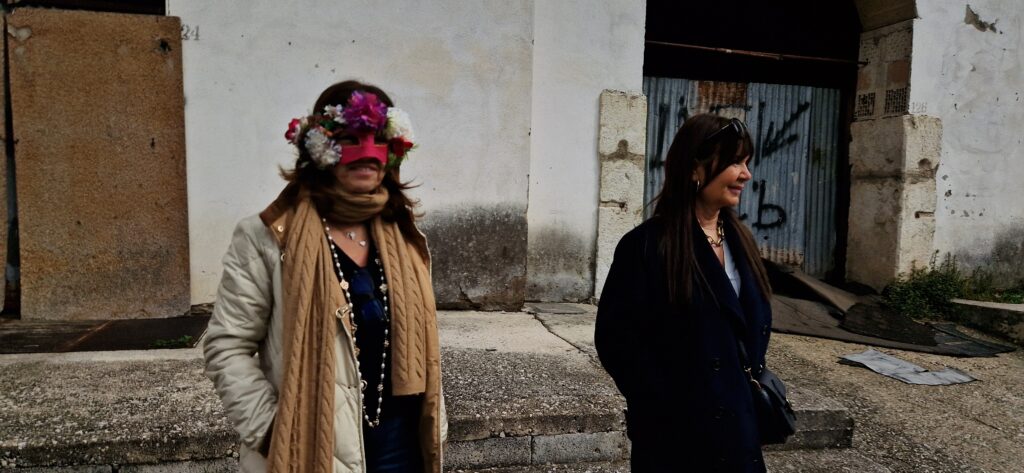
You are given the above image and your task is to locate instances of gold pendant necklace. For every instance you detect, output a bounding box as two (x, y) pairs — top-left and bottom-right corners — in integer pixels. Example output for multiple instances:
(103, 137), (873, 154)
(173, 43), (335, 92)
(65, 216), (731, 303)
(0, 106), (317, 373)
(705, 219), (725, 248)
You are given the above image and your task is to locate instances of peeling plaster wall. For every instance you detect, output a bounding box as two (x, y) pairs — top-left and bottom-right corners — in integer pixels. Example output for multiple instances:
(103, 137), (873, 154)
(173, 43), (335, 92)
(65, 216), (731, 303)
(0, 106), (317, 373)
(526, 0), (645, 301)
(910, 1), (1024, 282)
(167, 1), (534, 305)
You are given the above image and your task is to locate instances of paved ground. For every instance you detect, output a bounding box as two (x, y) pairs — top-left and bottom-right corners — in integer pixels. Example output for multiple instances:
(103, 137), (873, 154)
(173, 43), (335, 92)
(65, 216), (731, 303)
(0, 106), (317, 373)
(527, 304), (1024, 473)
(768, 328), (1024, 473)
(1, 305), (1020, 472)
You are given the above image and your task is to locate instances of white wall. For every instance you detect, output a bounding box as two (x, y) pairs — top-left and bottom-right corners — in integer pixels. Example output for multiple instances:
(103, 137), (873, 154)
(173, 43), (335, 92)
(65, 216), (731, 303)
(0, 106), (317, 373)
(526, 0), (645, 301)
(910, 1), (1024, 278)
(167, 0), (535, 302)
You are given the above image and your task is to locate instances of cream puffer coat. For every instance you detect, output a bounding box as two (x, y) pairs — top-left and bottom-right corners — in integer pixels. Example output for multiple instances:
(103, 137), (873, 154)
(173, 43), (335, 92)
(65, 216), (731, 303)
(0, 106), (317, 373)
(203, 215), (446, 472)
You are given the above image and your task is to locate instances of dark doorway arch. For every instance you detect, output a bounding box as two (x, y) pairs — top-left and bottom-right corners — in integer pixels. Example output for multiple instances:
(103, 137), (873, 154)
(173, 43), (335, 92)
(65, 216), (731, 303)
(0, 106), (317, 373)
(644, 1), (862, 88)
(643, 1), (862, 281)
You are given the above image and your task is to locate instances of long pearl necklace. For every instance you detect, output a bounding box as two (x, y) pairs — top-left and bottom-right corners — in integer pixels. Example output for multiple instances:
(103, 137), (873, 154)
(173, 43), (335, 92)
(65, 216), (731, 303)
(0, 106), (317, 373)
(323, 219), (391, 428)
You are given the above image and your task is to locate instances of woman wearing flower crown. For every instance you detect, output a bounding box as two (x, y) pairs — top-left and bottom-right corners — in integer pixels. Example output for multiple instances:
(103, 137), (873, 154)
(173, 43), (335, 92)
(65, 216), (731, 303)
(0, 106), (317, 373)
(204, 81), (445, 473)
(595, 114), (778, 471)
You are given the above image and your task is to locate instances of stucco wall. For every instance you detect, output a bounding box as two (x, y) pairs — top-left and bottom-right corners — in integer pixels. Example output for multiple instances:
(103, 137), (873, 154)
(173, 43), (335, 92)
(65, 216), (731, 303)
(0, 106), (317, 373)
(526, 0), (645, 301)
(167, 0), (534, 306)
(910, 1), (1024, 281)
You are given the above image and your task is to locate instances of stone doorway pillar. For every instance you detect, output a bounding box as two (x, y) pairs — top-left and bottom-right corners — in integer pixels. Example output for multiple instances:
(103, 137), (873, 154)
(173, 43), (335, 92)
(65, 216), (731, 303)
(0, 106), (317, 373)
(847, 0), (943, 291)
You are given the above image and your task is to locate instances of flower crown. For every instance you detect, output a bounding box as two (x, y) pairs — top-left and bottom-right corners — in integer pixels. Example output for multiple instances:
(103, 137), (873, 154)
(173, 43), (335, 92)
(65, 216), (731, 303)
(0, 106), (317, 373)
(285, 91), (415, 169)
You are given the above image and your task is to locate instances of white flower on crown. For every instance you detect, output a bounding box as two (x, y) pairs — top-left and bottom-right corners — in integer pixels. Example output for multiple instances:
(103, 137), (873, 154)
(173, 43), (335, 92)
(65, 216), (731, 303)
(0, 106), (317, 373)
(304, 127), (341, 168)
(324, 104), (347, 126)
(384, 108), (415, 142)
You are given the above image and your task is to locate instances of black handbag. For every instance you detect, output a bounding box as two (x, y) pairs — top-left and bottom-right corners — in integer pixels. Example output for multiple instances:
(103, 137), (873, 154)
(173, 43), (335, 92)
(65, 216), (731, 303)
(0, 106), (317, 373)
(735, 337), (797, 444)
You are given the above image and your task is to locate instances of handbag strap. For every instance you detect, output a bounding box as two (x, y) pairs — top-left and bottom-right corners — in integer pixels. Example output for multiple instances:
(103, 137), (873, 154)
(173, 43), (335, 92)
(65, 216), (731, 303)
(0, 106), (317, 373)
(711, 284), (763, 384)
(732, 329), (760, 382)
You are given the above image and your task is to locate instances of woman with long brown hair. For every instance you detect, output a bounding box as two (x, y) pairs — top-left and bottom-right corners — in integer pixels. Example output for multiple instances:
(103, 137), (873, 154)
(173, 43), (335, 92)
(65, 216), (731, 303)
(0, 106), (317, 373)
(204, 80), (445, 472)
(595, 114), (775, 471)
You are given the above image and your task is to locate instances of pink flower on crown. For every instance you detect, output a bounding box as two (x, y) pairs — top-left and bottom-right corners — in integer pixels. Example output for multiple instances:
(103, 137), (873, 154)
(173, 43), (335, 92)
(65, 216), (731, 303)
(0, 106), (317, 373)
(342, 91), (388, 134)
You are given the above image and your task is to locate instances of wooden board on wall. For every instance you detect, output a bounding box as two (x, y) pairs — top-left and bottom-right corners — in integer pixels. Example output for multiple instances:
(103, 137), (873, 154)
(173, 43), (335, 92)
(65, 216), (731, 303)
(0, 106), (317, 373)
(3, 1), (164, 16)
(7, 8), (189, 320)
(0, 15), (7, 314)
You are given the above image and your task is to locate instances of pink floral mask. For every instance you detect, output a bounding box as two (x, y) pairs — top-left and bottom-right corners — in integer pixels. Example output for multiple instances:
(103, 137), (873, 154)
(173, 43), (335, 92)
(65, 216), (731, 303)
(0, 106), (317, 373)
(285, 91), (415, 169)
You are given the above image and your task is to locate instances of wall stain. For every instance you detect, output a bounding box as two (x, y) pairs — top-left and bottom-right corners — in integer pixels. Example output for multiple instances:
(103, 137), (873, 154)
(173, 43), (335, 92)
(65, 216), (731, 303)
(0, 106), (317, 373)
(526, 226), (592, 302)
(964, 5), (1000, 33)
(958, 225), (1024, 287)
(603, 139), (644, 162)
(418, 204), (527, 311)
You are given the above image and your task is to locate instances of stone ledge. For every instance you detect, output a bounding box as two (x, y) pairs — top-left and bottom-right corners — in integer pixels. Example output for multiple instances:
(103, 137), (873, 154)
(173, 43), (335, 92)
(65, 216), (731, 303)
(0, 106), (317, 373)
(950, 299), (1024, 345)
(0, 357), (236, 468)
(447, 436), (532, 470)
(0, 310), (856, 470)
(446, 431), (627, 471)
(768, 385), (855, 451)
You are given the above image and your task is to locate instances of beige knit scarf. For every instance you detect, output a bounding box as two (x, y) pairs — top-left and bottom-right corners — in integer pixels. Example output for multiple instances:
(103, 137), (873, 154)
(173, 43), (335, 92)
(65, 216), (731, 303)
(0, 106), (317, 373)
(266, 187), (436, 472)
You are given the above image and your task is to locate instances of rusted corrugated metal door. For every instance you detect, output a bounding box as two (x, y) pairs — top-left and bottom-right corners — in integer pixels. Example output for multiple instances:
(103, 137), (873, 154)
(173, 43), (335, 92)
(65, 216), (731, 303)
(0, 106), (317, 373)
(643, 77), (841, 277)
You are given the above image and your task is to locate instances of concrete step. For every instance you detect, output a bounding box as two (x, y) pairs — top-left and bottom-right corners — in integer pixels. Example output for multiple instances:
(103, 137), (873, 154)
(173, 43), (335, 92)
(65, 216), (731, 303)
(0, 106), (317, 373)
(950, 298), (1024, 345)
(452, 460), (630, 472)
(769, 384), (854, 451)
(764, 448), (892, 472)
(440, 311), (854, 471)
(0, 310), (857, 472)
(451, 449), (890, 473)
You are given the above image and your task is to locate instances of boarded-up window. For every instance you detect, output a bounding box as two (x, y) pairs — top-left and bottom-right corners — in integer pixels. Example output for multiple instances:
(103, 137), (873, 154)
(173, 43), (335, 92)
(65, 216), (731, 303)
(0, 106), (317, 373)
(7, 8), (188, 320)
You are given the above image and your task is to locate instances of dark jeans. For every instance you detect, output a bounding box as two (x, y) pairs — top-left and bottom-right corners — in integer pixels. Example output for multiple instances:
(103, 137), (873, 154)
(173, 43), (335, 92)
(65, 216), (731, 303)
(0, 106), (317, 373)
(363, 395), (423, 473)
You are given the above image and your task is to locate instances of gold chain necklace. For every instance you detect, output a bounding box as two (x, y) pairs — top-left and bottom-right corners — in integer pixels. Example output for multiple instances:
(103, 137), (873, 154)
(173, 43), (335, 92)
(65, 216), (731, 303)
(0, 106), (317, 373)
(705, 218), (725, 248)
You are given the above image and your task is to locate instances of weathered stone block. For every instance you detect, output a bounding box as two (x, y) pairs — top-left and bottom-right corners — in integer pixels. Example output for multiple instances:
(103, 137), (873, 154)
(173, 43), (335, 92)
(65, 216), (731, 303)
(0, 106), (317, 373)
(594, 205), (642, 298)
(12, 467), (112, 473)
(897, 177), (937, 275)
(445, 436), (531, 470)
(903, 114), (942, 177)
(847, 178), (901, 290)
(118, 459), (237, 473)
(852, 115), (940, 178)
(599, 159), (644, 208)
(850, 117), (905, 177)
(848, 114), (941, 289)
(597, 91), (647, 158)
(595, 90), (646, 299)
(8, 8), (189, 320)
(531, 431), (628, 465)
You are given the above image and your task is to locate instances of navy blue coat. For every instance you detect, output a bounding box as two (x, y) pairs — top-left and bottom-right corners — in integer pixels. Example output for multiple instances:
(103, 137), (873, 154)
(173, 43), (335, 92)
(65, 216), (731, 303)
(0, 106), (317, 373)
(595, 217), (772, 472)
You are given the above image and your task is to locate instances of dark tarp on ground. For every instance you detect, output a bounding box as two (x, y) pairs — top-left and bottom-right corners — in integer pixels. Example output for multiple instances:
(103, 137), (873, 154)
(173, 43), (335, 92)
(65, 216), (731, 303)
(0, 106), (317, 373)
(0, 314), (209, 354)
(766, 261), (1015, 357)
(771, 294), (1015, 357)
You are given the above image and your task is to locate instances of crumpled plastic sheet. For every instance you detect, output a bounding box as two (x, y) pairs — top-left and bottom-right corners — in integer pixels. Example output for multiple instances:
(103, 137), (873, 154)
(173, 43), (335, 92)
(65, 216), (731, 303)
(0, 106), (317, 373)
(839, 349), (977, 385)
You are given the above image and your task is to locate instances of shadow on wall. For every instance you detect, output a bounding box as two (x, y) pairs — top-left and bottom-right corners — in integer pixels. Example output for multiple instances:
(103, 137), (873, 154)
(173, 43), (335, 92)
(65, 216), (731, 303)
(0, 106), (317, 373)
(526, 226), (593, 302)
(959, 225), (1024, 287)
(987, 226), (1024, 285)
(418, 205), (527, 311)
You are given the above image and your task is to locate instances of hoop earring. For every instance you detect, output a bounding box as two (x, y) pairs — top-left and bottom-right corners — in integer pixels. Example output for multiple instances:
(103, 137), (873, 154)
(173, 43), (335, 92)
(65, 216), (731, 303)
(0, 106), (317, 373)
(695, 179), (701, 190)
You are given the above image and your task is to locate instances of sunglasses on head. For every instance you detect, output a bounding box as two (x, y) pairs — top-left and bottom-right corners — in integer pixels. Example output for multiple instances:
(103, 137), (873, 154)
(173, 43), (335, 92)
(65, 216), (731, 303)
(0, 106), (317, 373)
(704, 118), (747, 144)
